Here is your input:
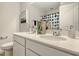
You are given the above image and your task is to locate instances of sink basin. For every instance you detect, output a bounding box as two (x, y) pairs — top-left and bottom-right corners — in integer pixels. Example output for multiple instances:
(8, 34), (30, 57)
(27, 32), (34, 34)
(40, 35), (67, 41)
(73, 37), (79, 39)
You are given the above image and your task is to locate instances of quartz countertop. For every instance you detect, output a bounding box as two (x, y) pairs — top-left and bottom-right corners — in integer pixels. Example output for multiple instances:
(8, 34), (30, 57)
(13, 32), (79, 56)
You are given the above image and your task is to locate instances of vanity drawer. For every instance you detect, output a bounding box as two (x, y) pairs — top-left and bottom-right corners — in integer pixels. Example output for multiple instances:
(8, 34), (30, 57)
(13, 41), (25, 56)
(26, 39), (72, 56)
(14, 35), (25, 46)
(26, 48), (39, 56)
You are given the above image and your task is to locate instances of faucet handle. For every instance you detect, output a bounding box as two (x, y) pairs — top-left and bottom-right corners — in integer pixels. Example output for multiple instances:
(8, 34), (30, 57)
(59, 28), (62, 31)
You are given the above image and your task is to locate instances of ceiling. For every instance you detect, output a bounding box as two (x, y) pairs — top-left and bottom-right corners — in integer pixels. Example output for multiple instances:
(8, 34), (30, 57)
(30, 2), (60, 12)
(60, 2), (74, 6)
(22, 2), (74, 12)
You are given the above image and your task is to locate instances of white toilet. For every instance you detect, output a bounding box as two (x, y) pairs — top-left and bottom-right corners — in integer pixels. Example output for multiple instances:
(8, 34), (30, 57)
(0, 49), (4, 56)
(1, 42), (13, 56)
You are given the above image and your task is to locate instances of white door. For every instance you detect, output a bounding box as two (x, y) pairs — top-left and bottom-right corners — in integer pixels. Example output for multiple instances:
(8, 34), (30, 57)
(13, 41), (25, 56)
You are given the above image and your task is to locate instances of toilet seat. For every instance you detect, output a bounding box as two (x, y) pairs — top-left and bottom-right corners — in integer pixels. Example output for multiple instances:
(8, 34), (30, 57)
(1, 42), (13, 56)
(0, 49), (4, 55)
(1, 42), (13, 50)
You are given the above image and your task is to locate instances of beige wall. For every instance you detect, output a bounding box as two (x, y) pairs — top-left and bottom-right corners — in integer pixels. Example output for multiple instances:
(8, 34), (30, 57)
(0, 2), (20, 46)
(20, 3), (46, 31)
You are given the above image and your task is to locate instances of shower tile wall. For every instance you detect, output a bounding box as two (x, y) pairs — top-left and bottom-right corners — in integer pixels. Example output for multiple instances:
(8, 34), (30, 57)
(42, 12), (59, 30)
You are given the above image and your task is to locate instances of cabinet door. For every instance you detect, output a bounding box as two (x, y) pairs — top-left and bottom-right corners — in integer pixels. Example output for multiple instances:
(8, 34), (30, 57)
(26, 39), (72, 56)
(13, 41), (25, 56)
(13, 35), (25, 46)
(26, 48), (38, 56)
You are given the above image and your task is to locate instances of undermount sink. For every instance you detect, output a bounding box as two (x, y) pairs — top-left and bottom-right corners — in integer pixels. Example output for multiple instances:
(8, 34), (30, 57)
(40, 35), (67, 41)
(27, 32), (34, 34)
(73, 37), (79, 39)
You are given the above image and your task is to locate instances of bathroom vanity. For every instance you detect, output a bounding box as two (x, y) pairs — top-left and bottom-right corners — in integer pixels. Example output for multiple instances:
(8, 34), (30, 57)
(13, 32), (79, 56)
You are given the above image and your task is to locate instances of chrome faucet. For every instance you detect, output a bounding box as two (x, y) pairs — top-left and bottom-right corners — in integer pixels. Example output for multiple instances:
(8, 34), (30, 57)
(53, 29), (61, 36)
(70, 25), (74, 30)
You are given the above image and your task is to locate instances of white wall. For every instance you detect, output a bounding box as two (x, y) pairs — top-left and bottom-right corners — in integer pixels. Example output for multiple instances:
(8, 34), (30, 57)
(29, 5), (45, 20)
(60, 3), (74, 36)
(20, 3), (46, 31)
(45, 8), (59, 15)
(74, 3), (79, 31)
(28, 5), (46, 30)
(27, 3), (59, 33)
(49, 8), (59, 14)
(20, 2), (30, 12)
(0, 2), (20, 46)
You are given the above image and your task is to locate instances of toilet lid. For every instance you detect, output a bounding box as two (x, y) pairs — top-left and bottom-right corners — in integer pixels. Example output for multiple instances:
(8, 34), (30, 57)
(1, 42), (13, 50)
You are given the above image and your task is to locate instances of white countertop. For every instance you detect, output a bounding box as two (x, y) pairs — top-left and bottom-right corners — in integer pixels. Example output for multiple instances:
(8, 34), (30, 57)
(13, 32), (79, 55)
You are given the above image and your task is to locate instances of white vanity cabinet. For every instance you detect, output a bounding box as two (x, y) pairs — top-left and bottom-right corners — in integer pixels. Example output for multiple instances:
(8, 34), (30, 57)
(26, 39), (72, 56)
(13, 35), (26, 56)
(13, 34), (73, 56)
(13, 34), (38, 56)
(26, 48), (38, 56)
(13, 41), (25, 56)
